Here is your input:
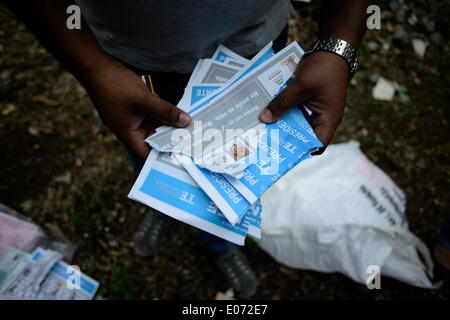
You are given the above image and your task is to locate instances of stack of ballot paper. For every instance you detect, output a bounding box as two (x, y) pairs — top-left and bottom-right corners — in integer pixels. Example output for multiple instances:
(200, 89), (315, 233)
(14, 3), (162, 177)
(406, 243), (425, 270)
(129, 41), (322, 245)
(0, 247), (99, 300)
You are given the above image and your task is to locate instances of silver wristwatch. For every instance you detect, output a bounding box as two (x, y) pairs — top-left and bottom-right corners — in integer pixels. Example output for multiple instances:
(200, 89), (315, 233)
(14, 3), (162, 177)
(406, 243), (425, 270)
(301, 38), (359, 80)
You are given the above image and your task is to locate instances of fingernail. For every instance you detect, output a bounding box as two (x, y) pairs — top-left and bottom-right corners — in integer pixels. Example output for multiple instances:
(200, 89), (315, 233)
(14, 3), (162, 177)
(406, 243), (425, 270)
(260, 108), (273, 123)
(178, 112), (191, 126)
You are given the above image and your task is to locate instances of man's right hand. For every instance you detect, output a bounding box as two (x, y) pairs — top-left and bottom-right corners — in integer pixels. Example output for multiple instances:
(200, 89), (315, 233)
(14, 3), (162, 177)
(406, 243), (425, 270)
(83, 58), (191, 159)
(4, 0), (191, 160)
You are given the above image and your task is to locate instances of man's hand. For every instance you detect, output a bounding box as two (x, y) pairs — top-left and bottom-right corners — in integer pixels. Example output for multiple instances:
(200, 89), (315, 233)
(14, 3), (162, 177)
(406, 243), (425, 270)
(4, 0), (191, 160)
(260, 0), (371, 154)
(259, 51), (348, 154)
(84, 59), (191, 159)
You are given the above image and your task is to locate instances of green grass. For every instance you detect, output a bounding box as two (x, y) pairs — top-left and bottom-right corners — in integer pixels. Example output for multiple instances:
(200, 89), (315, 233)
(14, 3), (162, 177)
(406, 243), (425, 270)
(74, 191), (101, 227)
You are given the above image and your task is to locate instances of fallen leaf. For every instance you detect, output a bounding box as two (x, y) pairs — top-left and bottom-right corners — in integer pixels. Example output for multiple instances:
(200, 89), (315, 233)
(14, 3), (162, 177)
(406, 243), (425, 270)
(32, 96), (59, 106)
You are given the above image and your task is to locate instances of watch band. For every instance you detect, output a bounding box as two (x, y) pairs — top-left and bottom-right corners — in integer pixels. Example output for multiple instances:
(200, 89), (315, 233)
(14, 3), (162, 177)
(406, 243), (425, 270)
(301, 38), (359, 80)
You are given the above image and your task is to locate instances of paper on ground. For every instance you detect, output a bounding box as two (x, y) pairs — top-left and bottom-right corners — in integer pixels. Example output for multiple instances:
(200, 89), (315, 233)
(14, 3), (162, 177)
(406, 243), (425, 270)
(36, 259), (99, 300)
(0, 247), (98, 300)
(0, 247), (30, 293)
(372, 76), (397, 101)
(0, 211), (43, 256)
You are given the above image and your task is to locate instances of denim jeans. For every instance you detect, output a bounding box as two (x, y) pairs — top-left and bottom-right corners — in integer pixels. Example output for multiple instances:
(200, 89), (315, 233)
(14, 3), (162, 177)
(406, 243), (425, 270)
(123, 25), (288, 255)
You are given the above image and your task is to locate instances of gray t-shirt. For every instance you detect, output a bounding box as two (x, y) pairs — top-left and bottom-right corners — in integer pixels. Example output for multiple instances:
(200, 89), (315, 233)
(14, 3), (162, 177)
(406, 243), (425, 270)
(75, 0), (294, 73)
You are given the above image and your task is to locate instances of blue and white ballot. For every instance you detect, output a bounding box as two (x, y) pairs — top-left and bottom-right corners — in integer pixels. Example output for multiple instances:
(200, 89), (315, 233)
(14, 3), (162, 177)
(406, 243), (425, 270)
(188, 84), (221, 105)
(147, 42), (309, 179)
(0, 247), (99, 300)
(175, 152), (252, 224)
(212, 44), (250, 68)
(245, 199), (262, 239)
(129, 45), (271, 243)
(172, 44), (276, 224)
(193, 59), (241, 84)
(170, 42), (321, 222)
(224, 105), (322, 204)
(128, 150), (251, 245)
(177, 105), (322, 206)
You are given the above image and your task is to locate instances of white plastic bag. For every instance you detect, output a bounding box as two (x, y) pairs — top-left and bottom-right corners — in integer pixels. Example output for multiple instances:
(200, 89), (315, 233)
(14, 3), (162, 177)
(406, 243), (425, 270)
(259, 141), (435, 288)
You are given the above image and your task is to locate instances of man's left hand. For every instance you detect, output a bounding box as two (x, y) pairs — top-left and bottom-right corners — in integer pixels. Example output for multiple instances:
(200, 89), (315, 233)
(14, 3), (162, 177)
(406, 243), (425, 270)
(259, 51), (349, 154)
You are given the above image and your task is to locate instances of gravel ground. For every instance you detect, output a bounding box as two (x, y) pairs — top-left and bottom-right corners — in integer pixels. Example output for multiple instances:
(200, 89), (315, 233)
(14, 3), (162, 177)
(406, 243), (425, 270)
(0, 1), (449, 299)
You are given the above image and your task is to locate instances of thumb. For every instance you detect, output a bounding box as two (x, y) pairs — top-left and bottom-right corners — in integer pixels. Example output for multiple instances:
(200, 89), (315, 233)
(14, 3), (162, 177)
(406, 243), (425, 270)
(259, 82), (312, 123)
(143, 94), (191, 128)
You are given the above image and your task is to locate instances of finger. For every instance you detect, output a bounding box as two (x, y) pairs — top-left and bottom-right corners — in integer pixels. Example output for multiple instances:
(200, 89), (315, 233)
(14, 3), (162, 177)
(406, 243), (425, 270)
(310, 112), (342, 155)
(259, 82), (312, 123)
(143, 94), (191, 128)
(121, 129), (152, 160)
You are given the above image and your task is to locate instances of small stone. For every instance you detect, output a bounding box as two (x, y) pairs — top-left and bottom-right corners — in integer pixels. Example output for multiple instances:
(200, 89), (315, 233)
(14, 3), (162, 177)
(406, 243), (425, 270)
(430, 32), (442, 43)
(392, 25), (410, 47)
(21, 200), (33, 211)
(397, 85), (409, 103)
(421, 16), (435, 32)
(404, 150), (416, 161)
(407, 14), (418, 26)
(28, 127), (39, 136)
(389, 1), (400, 12)
(225, 288), (235, 298)
(386, 23), (395, 33)
(2, 103), (16, 115)
(399, 93), (410, 104)
(54, 172), (71, 184)
(360, 128), (369, 137)
(412, 38), (427, 59)
(369, 73), (380, 82)
(372, 77), (396, 101)
(108, 239), (117, 248)
(1, 69), (12, 80)
(399, 93), (409, 103)
(214, 292), (229, 300)
(367, 41), (379, 51)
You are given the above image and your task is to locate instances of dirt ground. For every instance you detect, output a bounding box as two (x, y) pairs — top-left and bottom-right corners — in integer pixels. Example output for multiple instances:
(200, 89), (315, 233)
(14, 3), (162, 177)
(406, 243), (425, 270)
(0, 2), (449, 299)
